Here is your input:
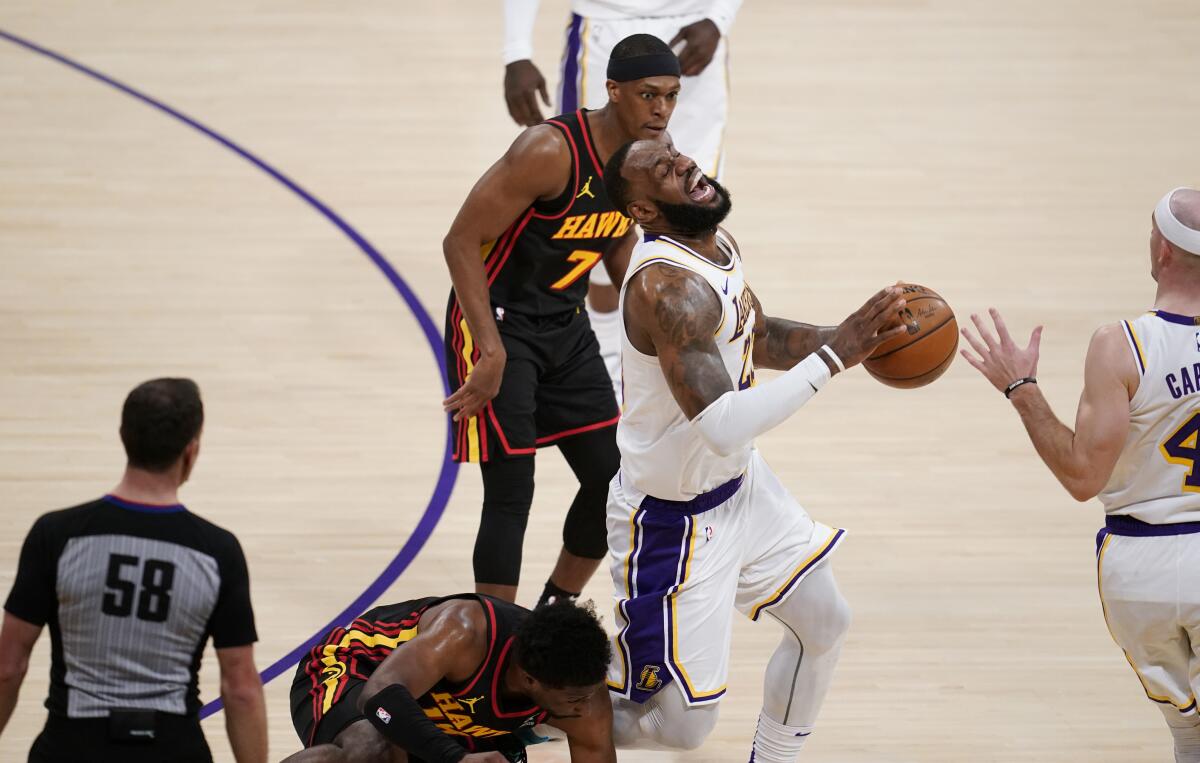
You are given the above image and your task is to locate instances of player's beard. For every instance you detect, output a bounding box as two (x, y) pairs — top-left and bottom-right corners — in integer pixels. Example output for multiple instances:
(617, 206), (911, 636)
(656, 177), (733, 235)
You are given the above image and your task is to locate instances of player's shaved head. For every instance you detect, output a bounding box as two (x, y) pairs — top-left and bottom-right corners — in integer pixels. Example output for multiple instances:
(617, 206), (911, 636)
(1170, 189), (1200, 238)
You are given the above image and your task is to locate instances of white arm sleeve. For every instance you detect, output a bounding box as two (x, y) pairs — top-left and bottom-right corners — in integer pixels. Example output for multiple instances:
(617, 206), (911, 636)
(503, 0), (541, 64)
(691, 352), (831, 457)
(707, 0), (744, 36)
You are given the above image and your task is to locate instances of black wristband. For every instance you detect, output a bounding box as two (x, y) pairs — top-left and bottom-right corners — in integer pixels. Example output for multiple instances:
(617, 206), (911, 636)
(1004, 377), (1037, 398)
(364, 684), (466, 763)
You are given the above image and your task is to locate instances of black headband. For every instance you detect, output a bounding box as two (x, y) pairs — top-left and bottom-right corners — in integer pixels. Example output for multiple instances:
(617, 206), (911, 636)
(607, 52), (681, 83)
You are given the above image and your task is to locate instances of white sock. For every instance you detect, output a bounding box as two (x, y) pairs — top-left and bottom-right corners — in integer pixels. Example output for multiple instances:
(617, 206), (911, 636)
(587, 306), (622, 403)
(750, 711), (811, 762)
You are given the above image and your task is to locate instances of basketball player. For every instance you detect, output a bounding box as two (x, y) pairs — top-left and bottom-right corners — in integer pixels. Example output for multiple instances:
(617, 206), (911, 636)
(502, 0), (742, 401)
(285, 597), (614, 762)
(443, 35), (681, 608)
(960, 188), (1200, 762)
(600, 139), (907, 759)
(0, 378), (266, 762)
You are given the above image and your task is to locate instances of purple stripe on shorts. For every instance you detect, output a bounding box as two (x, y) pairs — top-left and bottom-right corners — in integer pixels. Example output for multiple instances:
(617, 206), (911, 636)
(1104, 514), (1200, 537)
(621, 509), (693, 703)
(559, 14), (583, 113)
(640, 474), (744, 516)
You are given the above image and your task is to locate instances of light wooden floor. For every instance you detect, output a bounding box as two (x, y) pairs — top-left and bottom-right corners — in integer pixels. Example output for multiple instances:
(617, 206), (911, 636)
(2, 1), (1198, 760)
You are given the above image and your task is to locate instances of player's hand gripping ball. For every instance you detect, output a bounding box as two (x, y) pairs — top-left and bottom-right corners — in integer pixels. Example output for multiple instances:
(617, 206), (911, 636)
(862, 284), (957, 388)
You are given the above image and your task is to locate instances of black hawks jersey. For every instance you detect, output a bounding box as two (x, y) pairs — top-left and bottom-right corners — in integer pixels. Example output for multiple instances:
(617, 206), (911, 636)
(304, 594), (547, 752)
(472, 108), (632, 318)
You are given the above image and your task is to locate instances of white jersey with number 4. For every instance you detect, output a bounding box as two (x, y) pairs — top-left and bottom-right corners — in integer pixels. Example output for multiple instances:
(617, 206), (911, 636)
(1100, 310), (1200, 524)
(617, 230), (756, 501)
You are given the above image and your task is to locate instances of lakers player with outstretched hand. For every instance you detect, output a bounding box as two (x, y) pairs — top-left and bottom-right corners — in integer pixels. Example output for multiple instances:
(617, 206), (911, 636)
(600, 138), (907, 760)
(442, 35), (680, 609)
(962, 188), (1200, 762)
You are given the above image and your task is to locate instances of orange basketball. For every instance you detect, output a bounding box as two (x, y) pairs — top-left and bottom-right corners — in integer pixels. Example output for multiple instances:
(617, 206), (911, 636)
(862, 284), (958, 389)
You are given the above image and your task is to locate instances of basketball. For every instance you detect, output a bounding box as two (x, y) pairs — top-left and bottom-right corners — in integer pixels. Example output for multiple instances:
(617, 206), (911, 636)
(862, 284), (958, 388)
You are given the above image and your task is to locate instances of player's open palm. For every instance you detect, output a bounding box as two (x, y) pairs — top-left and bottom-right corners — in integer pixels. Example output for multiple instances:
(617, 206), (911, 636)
(828, 286), (909, 369)
(960, 308), (1043, 393)
(443, 354), (505, 422)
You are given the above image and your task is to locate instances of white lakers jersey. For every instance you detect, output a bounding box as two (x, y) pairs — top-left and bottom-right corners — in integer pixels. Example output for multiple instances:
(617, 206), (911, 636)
(1100, 310), (1200, 523)
(617, 230), (756, 501)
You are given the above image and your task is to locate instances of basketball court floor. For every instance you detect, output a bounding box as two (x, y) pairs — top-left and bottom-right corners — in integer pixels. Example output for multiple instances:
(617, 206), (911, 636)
(2, 1), (1198, 760)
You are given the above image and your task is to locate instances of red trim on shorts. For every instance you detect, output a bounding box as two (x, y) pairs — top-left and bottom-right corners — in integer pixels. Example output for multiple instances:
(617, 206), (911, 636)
(486, 404), (537, 456)
(576, 109), (604, 179)
(455, 598), (499, 696)
(534, 413), (620, 445)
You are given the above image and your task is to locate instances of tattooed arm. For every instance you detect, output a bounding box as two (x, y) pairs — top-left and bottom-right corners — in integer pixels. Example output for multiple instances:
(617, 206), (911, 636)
(750, 288), (837, 371)
(623, 263), (733, 419)
(625, 267), (907, 454)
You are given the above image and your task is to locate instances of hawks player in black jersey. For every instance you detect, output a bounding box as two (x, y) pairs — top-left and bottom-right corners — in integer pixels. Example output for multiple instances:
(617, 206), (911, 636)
(442, 34), (681, 607)
(285, 596), (614, 762)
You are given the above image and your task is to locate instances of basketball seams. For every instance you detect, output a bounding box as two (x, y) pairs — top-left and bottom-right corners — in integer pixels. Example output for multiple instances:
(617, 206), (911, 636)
(868, 313), (957, 361)
(867, 339), (958, 382)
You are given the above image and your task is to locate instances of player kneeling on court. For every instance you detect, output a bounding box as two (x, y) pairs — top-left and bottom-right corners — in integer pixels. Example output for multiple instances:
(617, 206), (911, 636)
(284, 596), (615, 763)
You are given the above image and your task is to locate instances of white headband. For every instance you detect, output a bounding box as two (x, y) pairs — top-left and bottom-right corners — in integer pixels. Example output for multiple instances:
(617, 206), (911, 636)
(1154, 187), (1200, 256)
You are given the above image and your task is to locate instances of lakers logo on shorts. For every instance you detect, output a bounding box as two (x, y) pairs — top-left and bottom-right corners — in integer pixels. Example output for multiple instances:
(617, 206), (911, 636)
(636, 665), (663, 692)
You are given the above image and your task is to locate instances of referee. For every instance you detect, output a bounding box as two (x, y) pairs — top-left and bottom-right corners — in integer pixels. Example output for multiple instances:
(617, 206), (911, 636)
(0, 378), (267, 762)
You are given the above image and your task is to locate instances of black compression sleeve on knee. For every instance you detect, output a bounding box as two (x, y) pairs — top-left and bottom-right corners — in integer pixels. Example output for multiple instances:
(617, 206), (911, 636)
(363, 684), (466, 763)
(474, 456), (536, 586)
(558, 428), (619, 559)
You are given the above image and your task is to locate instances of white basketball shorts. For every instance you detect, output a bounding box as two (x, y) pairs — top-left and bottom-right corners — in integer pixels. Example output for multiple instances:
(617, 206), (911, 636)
(1096, 517), (1200, 718)
(605, 449), (844, 706)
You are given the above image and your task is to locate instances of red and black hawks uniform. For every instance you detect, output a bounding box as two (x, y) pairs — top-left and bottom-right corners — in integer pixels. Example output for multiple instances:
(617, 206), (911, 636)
(290, 594), (546, 758)
(444, 108), (629, 463)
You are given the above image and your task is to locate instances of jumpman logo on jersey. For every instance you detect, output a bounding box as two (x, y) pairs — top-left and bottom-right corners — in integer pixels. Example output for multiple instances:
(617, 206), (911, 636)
(575, 175), (596, 200)
(460, 696), (485, 714)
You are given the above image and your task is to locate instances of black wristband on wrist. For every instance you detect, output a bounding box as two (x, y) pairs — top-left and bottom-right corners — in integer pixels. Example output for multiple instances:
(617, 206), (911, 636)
(1004, 377), (1037, 398)
(363, 684), (466, 763)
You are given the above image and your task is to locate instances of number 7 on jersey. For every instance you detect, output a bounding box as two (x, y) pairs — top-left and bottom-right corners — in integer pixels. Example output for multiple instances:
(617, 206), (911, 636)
(550, 249), (602, 291)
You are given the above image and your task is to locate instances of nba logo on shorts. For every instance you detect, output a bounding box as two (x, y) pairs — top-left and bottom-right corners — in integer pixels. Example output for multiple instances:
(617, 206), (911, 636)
(375, 707), (392, 725)
(636, 665), (662, 691)
(705, 525), (715, 542)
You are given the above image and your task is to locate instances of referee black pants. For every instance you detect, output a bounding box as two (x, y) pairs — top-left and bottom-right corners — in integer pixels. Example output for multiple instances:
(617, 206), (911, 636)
(29, 713), (212, 763)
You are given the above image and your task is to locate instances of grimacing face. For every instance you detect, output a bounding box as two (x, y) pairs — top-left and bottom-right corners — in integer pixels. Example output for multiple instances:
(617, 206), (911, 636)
(608, 75), (680, 140)
(622, 140), (730, 234)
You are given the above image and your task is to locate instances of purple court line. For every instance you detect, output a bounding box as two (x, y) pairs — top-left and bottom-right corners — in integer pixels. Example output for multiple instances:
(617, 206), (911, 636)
(0, 28), (459, 717)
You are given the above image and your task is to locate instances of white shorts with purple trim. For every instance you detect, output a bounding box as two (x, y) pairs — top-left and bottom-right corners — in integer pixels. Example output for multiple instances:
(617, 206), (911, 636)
(605, 449), (844, 707)
(1096, 518), (1200, 717)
